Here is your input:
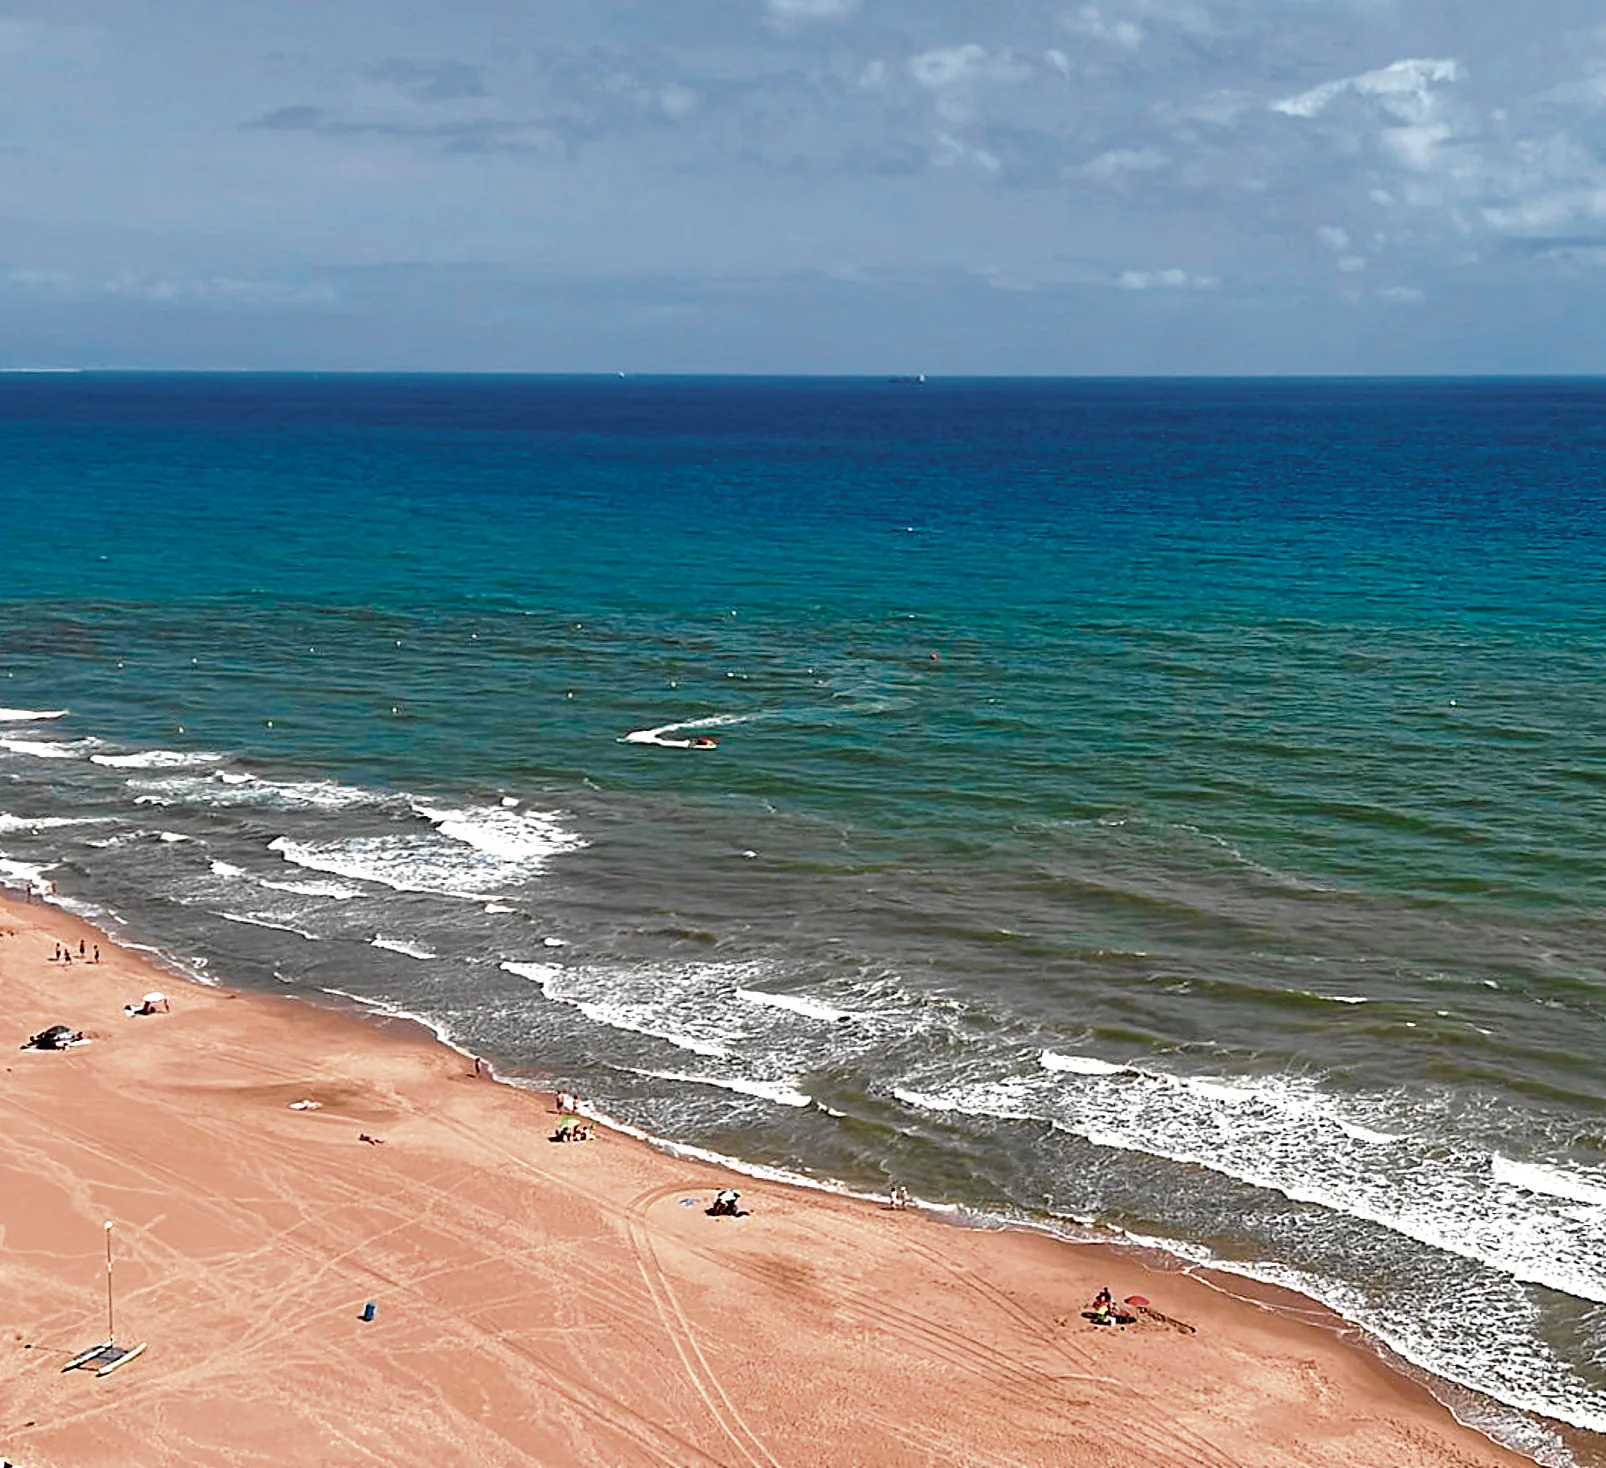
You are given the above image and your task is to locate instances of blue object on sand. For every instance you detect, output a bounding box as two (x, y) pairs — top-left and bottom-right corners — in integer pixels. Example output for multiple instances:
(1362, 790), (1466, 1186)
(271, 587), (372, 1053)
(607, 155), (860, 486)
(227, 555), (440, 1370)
(361, 1300), (376, 1322)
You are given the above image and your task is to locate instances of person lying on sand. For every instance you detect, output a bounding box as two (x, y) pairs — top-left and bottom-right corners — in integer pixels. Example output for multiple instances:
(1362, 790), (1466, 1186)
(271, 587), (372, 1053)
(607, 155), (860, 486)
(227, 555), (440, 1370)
(358, 1132), (385, 1145)
(124, 992), (170, 1016)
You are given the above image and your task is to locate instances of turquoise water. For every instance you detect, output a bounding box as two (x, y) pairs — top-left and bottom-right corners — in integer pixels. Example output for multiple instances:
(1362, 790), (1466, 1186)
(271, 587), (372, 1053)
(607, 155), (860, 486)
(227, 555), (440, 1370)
(2, 374), (1605, 1456)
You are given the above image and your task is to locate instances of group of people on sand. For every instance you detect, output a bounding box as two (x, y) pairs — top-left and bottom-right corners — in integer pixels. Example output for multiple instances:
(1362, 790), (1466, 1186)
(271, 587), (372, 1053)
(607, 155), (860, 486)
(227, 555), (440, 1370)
(1085, 1286), (1139, 1327)
(552, 1095), (591, 1142)
(51, 938), (99, 964)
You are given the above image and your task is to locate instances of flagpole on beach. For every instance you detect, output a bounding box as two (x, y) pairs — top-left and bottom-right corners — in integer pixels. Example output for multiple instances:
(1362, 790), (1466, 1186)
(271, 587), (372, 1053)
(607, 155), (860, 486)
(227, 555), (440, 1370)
(106, 1221), (116, 1341)
(63, 1221), (146, 1375)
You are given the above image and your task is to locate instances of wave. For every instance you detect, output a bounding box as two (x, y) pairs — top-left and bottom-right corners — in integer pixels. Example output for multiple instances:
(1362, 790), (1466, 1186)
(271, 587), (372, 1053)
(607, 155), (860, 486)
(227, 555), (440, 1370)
(736, 987), (852, 1023)
(1039, 1050), (1126, 1076)
(629, 1067), (813, 1108)
(0, 856), (54, 890)
(217, 911), (321, 941)
(894, 1059), (1606, 1308)
(0, 813), (115, 834)
(266, 802), (582, 901)
(1493, 1157), (1606, 1208)
(128, 771), (380, 812)
(501, 959), (732, 1058)
(413, 802), (585, 864)
(0, 707), (67, 721)
(209, 858), (364, 900)
(0, 737), (98, 760)
(91, 749), (225, 770)
(370, 935), (437, 961)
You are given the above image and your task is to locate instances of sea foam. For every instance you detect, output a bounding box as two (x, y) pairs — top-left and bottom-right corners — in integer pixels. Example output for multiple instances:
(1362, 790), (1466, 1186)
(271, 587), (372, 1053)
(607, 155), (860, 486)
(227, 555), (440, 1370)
(91, 749), (224, 770)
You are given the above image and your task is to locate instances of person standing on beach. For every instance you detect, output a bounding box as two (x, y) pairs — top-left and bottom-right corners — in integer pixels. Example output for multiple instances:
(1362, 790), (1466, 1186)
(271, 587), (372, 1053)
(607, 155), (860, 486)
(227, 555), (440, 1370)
(93, 944), (100, 963)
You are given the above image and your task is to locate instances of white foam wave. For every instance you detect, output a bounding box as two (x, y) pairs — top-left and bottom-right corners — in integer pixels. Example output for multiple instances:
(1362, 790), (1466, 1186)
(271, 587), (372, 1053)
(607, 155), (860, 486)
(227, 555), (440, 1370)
(371, 935), (436, 961)
(130, 772), (378, 812)
(0, 707), (67, 721)
(0, 813), (114, 833)
(271, 805), (581, 900)
(1039, 1050), (1125, 1076)
(633, 1067), (813, 1108)
(500, 959), (732, 1058)
(271, 834), (499, 900)
(501, 959), (563, 987)
(91, 749), (224, 770)
(414, 803), (585, 864)
(0, 737), (96, 760)
(736, 988), (851, 1023)
(218, 911), (321, 941)
(0, 856), (54, 890)
(895, 1063), (1606, 1306)
(209, 858), (363, 900)
(1493, 1158), (1606, 1208)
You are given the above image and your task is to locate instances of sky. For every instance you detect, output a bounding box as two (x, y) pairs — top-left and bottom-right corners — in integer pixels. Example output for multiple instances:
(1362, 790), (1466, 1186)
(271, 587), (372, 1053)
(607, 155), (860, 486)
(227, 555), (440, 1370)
(4, 0), (1606, 373)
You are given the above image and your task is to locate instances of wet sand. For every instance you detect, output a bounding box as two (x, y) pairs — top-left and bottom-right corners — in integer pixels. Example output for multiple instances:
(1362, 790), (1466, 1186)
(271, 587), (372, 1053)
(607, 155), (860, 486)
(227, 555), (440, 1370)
(0, 891), (1542, 1467)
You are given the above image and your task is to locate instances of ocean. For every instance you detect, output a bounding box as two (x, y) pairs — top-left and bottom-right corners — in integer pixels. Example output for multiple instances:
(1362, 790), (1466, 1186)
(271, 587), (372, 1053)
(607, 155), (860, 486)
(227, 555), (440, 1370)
(2, 373), (1604, 1459)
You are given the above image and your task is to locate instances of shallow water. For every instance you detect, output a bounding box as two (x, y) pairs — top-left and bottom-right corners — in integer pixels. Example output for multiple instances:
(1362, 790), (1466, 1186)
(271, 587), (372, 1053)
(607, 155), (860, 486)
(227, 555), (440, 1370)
(2, 374), (1605, 1452)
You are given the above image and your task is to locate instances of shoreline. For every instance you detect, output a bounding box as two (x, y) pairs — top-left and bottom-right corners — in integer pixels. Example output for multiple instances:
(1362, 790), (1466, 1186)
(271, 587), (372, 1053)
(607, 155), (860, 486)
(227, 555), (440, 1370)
(0, 886), (1593, 1468)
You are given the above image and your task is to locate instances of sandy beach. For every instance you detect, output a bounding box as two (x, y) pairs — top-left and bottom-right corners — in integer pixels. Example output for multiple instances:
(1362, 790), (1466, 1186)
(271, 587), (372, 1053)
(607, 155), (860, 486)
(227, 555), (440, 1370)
(0, 890), (1550, 1468)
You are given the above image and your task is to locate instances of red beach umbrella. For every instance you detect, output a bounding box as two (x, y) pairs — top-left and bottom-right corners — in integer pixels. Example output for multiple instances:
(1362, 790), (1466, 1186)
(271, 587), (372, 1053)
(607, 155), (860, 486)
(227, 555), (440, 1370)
(1125, 1295), (1150, 1307)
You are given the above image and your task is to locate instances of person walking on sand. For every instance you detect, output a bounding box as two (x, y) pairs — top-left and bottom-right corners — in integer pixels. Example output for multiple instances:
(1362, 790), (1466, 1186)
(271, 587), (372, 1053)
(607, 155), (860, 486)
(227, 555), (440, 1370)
(78, 938), (85, 956)
(93, 944), (100, 963)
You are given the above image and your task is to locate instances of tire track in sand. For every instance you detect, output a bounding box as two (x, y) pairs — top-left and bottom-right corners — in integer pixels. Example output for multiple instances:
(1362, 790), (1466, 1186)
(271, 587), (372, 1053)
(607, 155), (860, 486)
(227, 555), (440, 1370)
(625, 1184), (786, 1468)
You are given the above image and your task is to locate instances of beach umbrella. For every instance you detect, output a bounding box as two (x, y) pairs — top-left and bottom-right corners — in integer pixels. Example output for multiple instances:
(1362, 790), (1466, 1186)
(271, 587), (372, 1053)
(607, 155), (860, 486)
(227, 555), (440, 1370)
(1125, 1295), (1150, 1307)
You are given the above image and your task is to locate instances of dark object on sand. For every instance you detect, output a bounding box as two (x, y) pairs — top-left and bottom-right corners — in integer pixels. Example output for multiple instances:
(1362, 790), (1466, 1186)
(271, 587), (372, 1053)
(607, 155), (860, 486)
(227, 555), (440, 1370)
(361, 1300), (376, 1322)
(23, 1024), (82, 1050)
(708, 1188), (743, 1217)
(1135, 1304), (1196, 1333)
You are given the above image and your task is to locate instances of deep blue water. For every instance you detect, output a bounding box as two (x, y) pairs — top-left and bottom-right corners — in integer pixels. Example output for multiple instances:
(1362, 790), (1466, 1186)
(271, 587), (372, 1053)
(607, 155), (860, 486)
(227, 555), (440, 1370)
(2, 374), (1605, 1460)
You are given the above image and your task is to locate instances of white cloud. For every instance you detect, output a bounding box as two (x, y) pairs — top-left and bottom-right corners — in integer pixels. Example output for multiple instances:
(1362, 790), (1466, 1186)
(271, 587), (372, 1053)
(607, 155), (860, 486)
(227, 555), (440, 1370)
(1316, 224), (1350, 251)
(1117, 267), (1217, 290)
(909, 44), (990, 90)
(1079, 146), (1169, 180)
(1271, 58), (1462, 122)
(765, 0), (857, 24)
(8, 269), (336, 308)
(1379, 285), (1425, 302)
(658, 83), (698, 119)
(1068, 6), (1145, 50)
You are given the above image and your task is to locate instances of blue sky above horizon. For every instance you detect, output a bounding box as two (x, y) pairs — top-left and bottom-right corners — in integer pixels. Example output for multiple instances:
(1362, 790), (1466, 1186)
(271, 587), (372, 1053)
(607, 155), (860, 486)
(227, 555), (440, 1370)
(4, 0), (1606, 373)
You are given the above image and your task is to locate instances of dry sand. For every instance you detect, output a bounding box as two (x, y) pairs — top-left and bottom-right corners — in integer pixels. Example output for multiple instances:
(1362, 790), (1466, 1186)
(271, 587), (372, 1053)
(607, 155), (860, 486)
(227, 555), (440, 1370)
(0, 891), (1550, 1467)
